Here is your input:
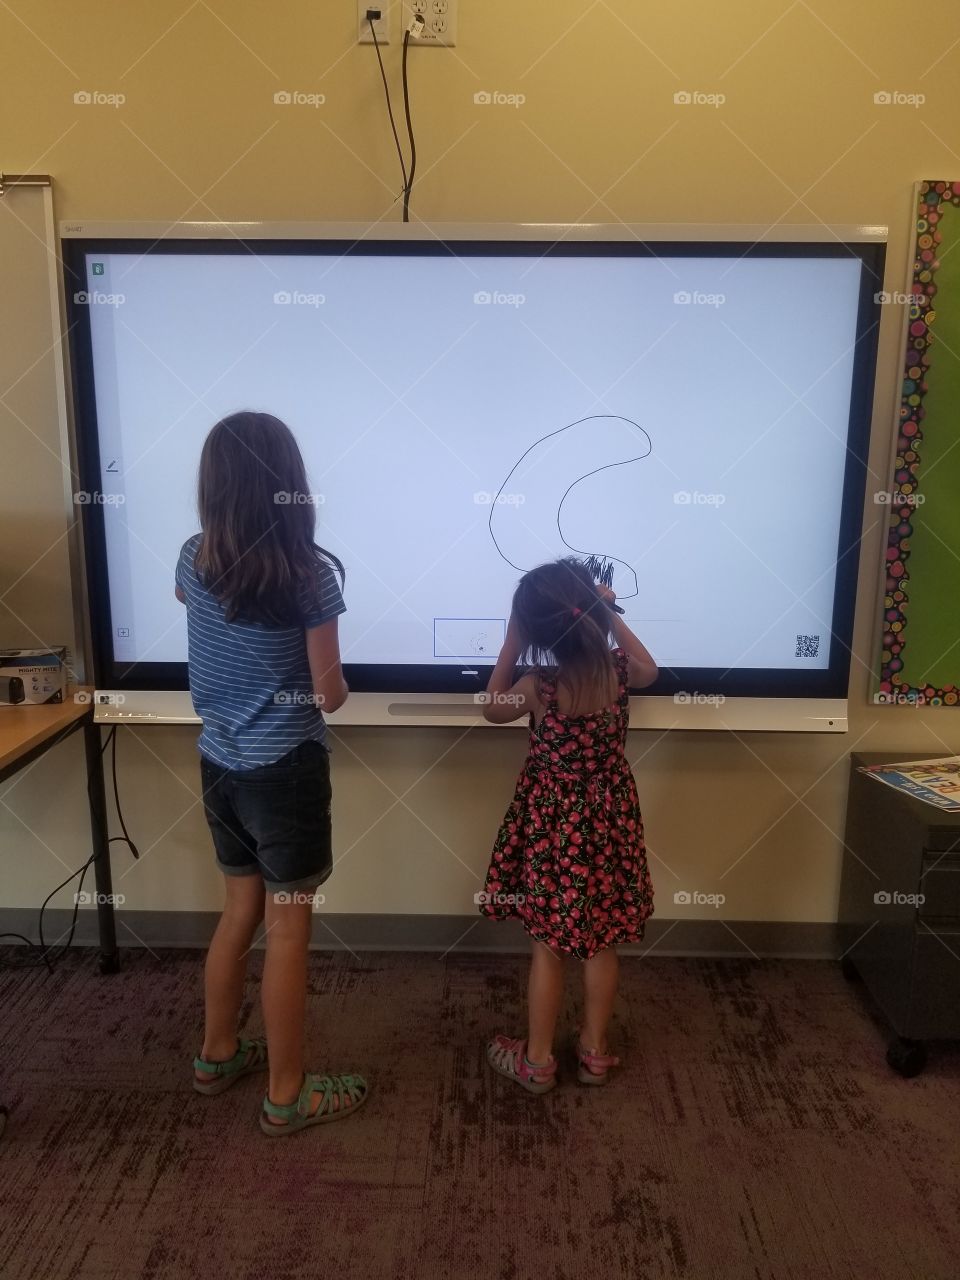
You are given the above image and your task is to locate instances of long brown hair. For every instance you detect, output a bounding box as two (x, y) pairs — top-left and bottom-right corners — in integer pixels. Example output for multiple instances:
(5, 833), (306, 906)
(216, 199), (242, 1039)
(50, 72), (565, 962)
(512, 558), (616, 705)
(194, 411), (344, 625)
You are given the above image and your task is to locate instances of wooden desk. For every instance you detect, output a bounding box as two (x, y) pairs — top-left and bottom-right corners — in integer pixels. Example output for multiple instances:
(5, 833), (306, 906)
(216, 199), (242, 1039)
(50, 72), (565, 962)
(0, 694), (92, 777)
(0, 689), (119, 971)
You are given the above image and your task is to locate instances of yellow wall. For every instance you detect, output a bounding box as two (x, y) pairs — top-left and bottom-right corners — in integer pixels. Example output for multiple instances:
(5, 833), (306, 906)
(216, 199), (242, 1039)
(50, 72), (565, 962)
(2, 1), (959, 927)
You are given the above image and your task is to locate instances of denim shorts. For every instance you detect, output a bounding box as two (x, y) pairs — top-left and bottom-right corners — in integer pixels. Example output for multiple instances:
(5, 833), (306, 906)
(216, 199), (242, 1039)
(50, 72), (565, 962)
(199, 740), (333, 893)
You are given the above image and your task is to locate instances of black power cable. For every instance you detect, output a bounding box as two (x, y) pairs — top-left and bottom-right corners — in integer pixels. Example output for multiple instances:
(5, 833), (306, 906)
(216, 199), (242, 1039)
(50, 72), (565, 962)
(37, 854), (96, 965)
(369, 15), (409, 202)
(401, 29), (417, 222)
(108, 725), (139, 860)
(0, 932), (51, 971)
(0, 724), (138, 970)
(0, 851), (95, 972)
(366, 11), (419, 221)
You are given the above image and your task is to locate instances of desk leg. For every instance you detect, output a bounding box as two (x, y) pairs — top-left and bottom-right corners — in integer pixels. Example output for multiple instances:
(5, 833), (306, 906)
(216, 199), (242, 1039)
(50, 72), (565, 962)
(84, 722), (120, 973)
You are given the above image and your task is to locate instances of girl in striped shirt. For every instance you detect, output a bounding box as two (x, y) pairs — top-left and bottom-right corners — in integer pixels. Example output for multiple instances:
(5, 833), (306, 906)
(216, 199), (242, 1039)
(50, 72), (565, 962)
(178, 410), (369, 1135)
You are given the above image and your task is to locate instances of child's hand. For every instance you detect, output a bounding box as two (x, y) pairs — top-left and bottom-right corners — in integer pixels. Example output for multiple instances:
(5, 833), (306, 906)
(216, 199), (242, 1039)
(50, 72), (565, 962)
(594, 583), (625, 616)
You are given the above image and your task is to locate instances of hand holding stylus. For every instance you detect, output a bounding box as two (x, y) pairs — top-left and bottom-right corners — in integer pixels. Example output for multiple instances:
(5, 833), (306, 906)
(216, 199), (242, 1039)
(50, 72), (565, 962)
(594, 583), (625, 615)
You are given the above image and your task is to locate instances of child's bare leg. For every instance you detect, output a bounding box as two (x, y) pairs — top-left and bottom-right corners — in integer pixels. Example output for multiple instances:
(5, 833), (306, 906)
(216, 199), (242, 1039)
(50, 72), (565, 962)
(260, 892), (358, 1122)
(581, 946), (619, 1051)
(261, 893), (313, 1108)
(527, 939), (565, 1063)
(198, 873), (265, 1074)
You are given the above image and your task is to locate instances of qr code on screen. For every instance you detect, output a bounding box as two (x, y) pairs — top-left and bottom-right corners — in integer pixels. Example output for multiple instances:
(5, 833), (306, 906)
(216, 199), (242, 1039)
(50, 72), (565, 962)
(795, 634), (820, 658)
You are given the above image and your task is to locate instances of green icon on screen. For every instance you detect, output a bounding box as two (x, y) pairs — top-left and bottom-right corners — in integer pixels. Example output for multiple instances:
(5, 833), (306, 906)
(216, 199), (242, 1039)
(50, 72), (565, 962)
(92, 262), (104, 275)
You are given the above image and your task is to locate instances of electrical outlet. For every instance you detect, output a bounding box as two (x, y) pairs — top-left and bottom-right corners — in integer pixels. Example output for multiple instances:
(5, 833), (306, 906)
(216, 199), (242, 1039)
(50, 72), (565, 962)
(403, 0), (457, 46)
(358, 2), (390, 44)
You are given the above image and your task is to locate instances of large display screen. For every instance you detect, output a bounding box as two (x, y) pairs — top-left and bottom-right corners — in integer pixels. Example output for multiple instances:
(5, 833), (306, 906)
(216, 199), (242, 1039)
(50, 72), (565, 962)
(64, 235), (883, 696)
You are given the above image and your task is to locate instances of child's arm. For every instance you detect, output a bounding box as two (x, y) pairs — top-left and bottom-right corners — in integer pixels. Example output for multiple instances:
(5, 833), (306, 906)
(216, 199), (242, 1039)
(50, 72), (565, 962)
(597, 588), (658, 688)
(306, 618), (349, 713)
(480, 614), (540, 724)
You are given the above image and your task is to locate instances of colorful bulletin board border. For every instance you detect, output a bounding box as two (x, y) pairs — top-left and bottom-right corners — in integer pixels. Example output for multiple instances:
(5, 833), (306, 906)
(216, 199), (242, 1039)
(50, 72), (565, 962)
(876, 181), (960, 708)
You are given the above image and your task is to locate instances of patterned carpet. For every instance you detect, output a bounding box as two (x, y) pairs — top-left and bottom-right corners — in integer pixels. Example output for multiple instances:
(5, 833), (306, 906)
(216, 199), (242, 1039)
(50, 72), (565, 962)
(1, 947), (958, 1280)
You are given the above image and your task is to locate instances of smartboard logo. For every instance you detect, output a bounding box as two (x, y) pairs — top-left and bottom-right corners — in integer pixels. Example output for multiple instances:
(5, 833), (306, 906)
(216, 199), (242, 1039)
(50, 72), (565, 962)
(74, 290), (125, 307)
(73, 90), (125, 108)
(873, 90), (924, 108)
(473, 90), (525, 108)
(673, 90), (725, 108)
(273, 90), (326, 107)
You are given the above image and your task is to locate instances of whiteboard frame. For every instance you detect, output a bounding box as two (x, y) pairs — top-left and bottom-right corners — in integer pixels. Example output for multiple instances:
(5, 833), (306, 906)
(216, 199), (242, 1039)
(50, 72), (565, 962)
(60, 219), (888, 243)
(60, 219), (887, 731)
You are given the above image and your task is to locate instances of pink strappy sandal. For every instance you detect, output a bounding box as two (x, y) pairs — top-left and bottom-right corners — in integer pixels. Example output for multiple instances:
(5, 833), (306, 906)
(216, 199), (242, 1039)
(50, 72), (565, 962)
(486, 1034), (557, 1095)
(575, 1039), (620, 1086)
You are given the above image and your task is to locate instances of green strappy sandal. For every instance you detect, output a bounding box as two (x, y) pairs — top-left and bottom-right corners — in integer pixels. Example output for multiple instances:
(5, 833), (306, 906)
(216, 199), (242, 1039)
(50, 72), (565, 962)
(260, 1071), (370, 1136)
(193, 1037), (269, 1095)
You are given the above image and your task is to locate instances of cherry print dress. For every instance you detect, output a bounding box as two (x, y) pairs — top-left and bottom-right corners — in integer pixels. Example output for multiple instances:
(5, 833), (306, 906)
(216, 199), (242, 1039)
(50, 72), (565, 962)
(479, 648), (654, 959)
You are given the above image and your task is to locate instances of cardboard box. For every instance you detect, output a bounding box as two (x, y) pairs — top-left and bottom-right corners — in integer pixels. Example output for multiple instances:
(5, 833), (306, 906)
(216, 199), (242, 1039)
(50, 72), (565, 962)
(0, 648), (67, 705)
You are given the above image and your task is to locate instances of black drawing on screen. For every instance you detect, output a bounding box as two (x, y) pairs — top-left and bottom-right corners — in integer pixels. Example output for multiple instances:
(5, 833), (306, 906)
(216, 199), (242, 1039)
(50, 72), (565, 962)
(487, 414), (652, 601)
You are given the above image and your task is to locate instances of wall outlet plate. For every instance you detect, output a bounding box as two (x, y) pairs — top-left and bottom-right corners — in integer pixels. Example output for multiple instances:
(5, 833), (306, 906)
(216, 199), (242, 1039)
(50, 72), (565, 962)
(358, 2), (391, 43)
(403, 0), (457, 46)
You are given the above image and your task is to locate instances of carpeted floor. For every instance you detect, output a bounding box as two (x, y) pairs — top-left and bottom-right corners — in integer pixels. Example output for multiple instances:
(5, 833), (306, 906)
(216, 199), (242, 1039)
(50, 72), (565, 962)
(1, 947), (958, 1280)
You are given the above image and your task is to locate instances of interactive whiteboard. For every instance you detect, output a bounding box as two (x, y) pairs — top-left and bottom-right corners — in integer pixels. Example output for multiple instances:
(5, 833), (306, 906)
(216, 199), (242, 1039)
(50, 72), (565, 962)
(63, 226), (883, 704)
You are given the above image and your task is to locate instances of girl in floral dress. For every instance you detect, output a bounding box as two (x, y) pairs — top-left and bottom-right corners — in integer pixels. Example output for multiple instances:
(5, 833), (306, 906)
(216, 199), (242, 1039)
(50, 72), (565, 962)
(479, 558), (657, 1094)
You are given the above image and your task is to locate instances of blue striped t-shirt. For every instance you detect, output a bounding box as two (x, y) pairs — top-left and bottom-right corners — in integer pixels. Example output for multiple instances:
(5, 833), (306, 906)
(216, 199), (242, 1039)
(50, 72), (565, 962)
(176, 534), (346, 770)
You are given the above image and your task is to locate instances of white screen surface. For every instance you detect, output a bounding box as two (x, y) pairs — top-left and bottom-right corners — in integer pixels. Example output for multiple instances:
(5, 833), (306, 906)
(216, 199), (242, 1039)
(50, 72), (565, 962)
(81, 248), (865, 674)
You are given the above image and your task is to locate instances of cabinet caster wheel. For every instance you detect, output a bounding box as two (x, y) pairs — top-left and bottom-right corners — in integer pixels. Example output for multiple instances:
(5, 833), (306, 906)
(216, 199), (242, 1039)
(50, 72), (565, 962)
(886, 1038), (927, 1078)
(840, 956), (859, 982)
(98, 953), (120, 974)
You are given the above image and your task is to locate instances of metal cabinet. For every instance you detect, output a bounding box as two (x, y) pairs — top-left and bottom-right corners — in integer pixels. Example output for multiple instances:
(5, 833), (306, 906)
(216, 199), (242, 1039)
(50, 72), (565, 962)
(839, 752), (960, 1075)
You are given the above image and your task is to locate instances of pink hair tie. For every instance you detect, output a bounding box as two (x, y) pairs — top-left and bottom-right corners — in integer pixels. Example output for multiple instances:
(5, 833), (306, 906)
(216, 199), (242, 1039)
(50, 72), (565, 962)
(571, 607), (582, 618)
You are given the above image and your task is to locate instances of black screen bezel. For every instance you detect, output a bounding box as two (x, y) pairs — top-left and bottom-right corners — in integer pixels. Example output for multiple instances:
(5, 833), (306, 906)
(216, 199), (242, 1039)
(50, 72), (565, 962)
(63, 235), (884, 698)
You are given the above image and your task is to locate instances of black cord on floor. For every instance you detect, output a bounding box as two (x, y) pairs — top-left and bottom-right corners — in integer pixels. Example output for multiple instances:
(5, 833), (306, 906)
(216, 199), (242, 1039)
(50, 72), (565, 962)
(0, 853), (93, 973)
(0, 932), (52, 972)
(401, 29), (417, 222)
(0, 724), (138, 971)
(37, 855), (96, 966)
